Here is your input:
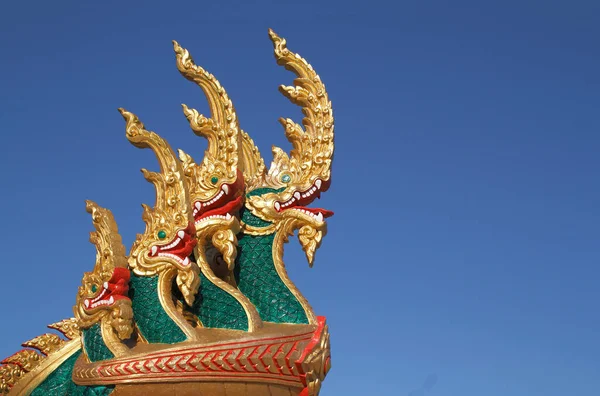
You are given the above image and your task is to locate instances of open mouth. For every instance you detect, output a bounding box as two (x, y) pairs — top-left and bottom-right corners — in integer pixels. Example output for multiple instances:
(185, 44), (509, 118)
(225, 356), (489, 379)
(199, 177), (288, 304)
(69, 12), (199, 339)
(148, 222), (197, 266)
(274, 178), (333, 221)
(290, 207), (334, 222)
(193, 171), (245, 225)
(274, 178), (331, 212)
(83, 267), (130, 310)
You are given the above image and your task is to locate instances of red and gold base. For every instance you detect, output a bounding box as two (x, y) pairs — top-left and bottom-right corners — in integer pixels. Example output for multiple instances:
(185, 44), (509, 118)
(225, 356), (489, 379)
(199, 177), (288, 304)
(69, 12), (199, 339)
(73, 317), (331, 396)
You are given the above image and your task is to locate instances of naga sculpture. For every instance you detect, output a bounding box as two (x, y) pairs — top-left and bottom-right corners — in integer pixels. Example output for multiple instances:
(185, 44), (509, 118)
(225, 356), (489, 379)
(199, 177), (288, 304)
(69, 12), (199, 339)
(0, 29), (333, 396)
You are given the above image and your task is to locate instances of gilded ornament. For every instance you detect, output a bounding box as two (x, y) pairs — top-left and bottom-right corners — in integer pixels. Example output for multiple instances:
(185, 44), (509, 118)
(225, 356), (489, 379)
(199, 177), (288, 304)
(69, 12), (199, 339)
(122, 109), (200, 308)
(74, 201), (134, 353)
(0, 29), (334, 396)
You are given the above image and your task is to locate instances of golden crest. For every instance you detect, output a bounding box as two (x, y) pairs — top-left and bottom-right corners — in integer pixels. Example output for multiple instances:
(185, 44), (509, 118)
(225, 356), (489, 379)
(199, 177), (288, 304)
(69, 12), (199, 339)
(74, 201), (133, 343)
(242, 30), (334, 266)
(47, 319), (80, 340)
(121, 109), (200, 306)
(0, 364), (23, 394)
(173, 41), (246, 275)
(0, 29), (334, 396)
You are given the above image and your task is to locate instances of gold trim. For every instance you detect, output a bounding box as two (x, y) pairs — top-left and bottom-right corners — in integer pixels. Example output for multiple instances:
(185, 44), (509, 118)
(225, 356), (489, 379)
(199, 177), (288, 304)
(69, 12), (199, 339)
(75, 201), (134, 357)
(239, 221), (277, 236)
(272, 224), (317, 325)
(72, 324), (319, 387)
(174, 41), (239, 204)
(194, 246), (263, 332)
(22, 334), (64, 356)
(8, 339), (80, 395)
(100, 320), (130, 358)
(239, 130), (266, 191)
(47, 318), (79, 340)
(121, 109), (200, 307)
(157, 269), (199, 341)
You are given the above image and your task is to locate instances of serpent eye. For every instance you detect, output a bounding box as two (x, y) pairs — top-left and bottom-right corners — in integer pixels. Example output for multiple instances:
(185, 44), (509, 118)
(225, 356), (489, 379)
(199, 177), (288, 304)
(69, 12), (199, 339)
(210, 176), (219, 185)
(91, 284), (98, 293)
(157, 230), (167, 240)
(280, 174), (291, 183)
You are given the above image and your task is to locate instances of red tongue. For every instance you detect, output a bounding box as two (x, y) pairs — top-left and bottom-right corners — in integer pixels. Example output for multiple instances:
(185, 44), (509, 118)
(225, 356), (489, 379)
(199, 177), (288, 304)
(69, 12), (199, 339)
(298, 207), (334, 218)
(163, 234), (197, 257)
(196, 195), (243, 220)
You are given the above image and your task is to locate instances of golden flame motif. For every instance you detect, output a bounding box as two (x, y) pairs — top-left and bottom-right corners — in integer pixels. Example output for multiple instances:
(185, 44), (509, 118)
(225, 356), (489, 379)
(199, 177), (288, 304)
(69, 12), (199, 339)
(121, 109), (200, 306)
(74, 201), (134, 357)
(0, 29), (333, 396)
(242, 30), (335, 266)
(174, 41), (239, 202)
(173, 41), (246, 276)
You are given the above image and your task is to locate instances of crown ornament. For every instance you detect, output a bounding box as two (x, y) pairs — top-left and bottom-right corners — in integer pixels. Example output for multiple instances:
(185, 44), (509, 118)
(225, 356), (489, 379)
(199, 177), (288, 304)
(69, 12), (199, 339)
(0, 30), (334, 396)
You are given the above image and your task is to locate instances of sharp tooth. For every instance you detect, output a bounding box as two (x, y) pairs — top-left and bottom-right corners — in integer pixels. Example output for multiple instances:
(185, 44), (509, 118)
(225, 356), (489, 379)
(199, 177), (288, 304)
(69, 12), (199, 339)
(275, 202), (281, 211)
(84, 300), (89, 308)
(315, 179), (322, 189)
(195, 202), (201, 210)
(183, 257), (190, 266)
(103, 282), (109, 289)
(151, 245), (158, 256)
(294, 191), (301, 200)
(316, 212), (324, 222)
(222, 185), (229, 194)
(226, 213), (232, 219)
(108, 296), (114, 304)
(178, 230), (185, 239)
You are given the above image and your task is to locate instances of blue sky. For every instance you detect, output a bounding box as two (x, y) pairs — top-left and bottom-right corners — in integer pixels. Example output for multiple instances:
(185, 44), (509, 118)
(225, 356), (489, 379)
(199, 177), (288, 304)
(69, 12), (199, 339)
(1, 1), (599, 395)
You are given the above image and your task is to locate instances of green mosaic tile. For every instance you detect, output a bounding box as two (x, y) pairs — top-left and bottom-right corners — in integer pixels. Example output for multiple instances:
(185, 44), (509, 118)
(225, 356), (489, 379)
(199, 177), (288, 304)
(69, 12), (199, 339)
(30, 350), (113, 396)
(129, 275), (186, 344)
(82, 323), (114, 362)
(189, 272), (249, 331)
(235, 233), (308, 324)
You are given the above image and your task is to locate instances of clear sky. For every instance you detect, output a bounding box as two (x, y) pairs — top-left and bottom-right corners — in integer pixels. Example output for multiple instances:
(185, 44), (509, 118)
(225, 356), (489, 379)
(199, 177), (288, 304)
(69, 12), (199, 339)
(0, 1), (599, 395)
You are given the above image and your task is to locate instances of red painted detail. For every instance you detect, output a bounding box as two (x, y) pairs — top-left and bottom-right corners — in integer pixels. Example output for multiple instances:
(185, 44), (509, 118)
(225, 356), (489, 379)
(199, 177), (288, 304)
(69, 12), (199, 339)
(324, 356), (331, 375)
(272, 342), (287, 375)
(284, 340), (299, 368)
(177, 354), (191, 371)
(194, 169), (245, 221)
(159, 357), (171, 372)
(165, 355), (178, 372)
(86, 325), (328, 386)
(143, 358), (152, 373)
(275, 178), (333, 214)
(221, 349), (236, 371)
(196, 194), (244, 222)
(85, 372), (303, 386)
(1, 349), (35, 369)
(258, 345), (272, 371)
(299, 387), (309, 396)
(125, 361), (137, 374)
(197, 355), (212, 372)
(84, 267), (131, 310)
(247, 346), (260, 369)
(295, 316), (327, 386)
(108, 330), (314, 362)
(235, 347), (250, 373)
(148, 221), (197, 266)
